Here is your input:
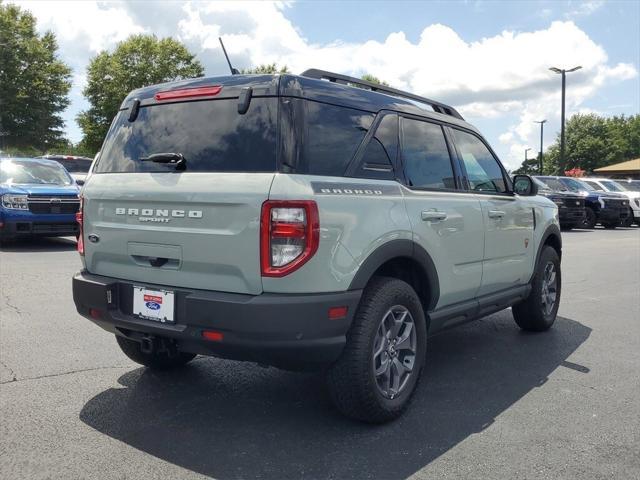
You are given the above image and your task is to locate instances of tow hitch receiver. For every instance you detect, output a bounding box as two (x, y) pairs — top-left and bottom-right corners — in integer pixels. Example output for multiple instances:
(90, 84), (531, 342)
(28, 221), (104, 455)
(139, 335), (178, 358)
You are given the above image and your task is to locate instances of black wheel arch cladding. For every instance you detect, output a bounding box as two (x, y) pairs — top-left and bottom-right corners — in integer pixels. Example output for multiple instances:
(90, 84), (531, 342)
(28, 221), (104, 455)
(348, 239), (440, 311)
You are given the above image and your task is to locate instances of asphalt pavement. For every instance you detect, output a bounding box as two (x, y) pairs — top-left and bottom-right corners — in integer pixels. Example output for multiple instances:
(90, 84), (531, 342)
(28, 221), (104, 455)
(1, 228), (639, 479)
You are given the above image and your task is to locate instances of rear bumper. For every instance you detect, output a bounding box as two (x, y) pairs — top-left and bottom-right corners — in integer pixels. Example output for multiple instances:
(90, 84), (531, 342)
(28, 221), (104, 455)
(72, 271), (361, 370)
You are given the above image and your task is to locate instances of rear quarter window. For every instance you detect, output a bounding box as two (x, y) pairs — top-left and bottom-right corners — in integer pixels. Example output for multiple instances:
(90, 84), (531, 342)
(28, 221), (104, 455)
(95, 98), (277, 173)
(280, 98), (373, 177)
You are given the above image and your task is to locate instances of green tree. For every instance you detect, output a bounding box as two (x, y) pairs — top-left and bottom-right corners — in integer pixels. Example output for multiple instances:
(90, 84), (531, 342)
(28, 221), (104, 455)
(361, 74), (389, 86)
(77, 34), (204, 153)
(0, 3), (71, 152)
(512, 157), (541, 175)
(240, 63), (290, 74)
(544, 113), (640, 174)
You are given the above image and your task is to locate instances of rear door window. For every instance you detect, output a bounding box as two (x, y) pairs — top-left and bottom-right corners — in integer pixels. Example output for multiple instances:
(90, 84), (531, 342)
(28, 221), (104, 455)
(95, 98), (277, 173)
(401, 118), (456, 190)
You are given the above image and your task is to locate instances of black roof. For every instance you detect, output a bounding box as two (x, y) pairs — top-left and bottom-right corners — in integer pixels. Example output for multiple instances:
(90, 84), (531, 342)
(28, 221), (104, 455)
(121, 71), (476, 132)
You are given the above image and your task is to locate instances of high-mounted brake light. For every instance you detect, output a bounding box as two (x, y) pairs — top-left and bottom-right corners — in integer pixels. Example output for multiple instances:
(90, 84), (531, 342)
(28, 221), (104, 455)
(154, 85), (222, 101)
(260, 200), (319, 277)
(76, 195), (84, 256)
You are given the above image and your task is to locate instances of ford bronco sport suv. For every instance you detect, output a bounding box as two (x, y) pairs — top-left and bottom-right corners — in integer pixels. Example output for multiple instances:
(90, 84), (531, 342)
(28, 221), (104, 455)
(72, 70), (562, 423)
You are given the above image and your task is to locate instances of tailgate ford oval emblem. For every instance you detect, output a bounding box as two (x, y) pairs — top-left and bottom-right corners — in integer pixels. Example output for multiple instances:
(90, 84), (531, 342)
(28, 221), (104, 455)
(88, 234), (100, 243)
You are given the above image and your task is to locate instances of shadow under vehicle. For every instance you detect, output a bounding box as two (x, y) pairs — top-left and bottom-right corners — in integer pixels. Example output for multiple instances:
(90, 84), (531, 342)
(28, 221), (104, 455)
(80, 313), (591, 480)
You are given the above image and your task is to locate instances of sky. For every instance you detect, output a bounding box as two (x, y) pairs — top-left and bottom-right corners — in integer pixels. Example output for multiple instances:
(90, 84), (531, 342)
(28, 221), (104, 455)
(14, 0), (640, 170)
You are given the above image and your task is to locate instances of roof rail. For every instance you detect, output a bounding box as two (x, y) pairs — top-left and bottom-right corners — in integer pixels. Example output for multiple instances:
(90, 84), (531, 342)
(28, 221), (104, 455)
(300, 68), (464, 120)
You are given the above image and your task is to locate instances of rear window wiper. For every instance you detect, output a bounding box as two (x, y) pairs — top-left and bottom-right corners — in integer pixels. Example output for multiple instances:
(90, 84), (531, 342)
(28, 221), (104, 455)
(139, 152), (186, 170)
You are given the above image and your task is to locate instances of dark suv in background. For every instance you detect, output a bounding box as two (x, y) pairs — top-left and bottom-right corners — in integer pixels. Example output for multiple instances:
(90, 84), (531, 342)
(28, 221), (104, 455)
(536, 176), (629, 229)
(533, 178), (585, 230)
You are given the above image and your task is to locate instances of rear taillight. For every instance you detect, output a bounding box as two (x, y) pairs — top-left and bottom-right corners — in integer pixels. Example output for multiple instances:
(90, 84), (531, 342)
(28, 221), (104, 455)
(76, 195), (84, 256)
(260, 200), (319, 277)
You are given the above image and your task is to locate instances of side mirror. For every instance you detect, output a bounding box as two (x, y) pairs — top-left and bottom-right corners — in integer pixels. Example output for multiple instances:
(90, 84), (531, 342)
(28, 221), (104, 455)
(513, 175), (538, 196)
(76, 179), (85, 186)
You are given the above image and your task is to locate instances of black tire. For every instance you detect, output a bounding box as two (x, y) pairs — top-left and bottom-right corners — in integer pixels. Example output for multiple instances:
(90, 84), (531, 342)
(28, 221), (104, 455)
(512, 246), (561, 332)
(603, 222), (617, 229)
(116, 335), (196, 370)
(560, 224), (573, 231)
(621, 209), (634, 227)
(326, 276), (427, 423)
(583, 208), (596, 229)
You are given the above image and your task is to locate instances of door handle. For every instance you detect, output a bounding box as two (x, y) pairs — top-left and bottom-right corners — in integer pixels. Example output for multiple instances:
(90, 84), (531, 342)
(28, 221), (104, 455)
(421, 210), (448, 222)
(488, 210), (506, 219)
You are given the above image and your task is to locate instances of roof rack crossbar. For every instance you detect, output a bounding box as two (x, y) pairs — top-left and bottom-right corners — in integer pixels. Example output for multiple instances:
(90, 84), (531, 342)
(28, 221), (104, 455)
(300, 68), (464, 120)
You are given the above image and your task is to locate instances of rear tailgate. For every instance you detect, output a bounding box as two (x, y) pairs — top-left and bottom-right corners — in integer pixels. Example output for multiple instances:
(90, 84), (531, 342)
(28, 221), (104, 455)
(82, 85), (278, 295)
(82, 173), (273, 294)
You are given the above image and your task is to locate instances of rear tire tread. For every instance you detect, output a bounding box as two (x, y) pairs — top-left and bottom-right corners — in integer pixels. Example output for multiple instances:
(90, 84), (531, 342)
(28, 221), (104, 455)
(326, 276), (426, 423)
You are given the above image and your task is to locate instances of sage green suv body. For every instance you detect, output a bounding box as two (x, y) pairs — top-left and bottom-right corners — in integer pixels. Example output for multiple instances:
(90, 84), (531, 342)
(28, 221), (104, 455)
(73, 70), (562, 422)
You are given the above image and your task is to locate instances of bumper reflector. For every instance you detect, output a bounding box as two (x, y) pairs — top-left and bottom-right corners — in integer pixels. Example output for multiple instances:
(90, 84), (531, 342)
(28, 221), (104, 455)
(202, 330), (224, 342)
(89, 308), (102, 319)
(328, 306), (348, 320)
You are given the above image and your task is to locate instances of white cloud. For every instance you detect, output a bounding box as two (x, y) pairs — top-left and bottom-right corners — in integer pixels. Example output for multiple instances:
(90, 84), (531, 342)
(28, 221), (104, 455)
(14, 1), (638, 170)
(565, 0), (604, 18)
(19, 1), (146, 53)
(499, 132), (514, 144)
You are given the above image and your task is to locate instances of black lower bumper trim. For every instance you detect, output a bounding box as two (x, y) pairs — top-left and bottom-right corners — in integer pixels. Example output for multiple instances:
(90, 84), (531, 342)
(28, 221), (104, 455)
(0, 221), (78, 238)
(559, 208), (585, 227)
(597, 209), (623, 223)
(72, 271), (362, 370)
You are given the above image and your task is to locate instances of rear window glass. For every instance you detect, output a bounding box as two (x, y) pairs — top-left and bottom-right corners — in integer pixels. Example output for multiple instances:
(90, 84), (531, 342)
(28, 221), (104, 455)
(281, 99), (373, 177)
(95, 98), (277, 173)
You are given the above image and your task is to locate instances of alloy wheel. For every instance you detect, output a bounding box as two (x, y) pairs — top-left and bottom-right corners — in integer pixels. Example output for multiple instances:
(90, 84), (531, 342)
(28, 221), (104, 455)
(372, 305), (417, 400)
(540, 262), (558, 316)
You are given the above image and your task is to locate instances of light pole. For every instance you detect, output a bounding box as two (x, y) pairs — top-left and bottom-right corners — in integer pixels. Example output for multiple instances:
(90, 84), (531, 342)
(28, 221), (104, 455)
(525, 148), (532, 172)
(549, 66), (582, 174)
(534, 119), (547, 174)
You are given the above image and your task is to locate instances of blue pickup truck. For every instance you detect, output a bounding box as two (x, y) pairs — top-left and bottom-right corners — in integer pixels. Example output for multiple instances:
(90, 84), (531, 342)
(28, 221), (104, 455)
(0, 157), (80, 242)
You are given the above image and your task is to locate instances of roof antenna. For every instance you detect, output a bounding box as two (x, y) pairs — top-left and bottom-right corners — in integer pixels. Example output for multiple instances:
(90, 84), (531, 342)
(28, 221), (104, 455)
(219, 37), (239, 75)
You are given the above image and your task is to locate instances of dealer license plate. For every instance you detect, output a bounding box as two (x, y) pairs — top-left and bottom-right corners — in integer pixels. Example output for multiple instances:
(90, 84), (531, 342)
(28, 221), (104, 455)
(133, 287), (175, 323)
